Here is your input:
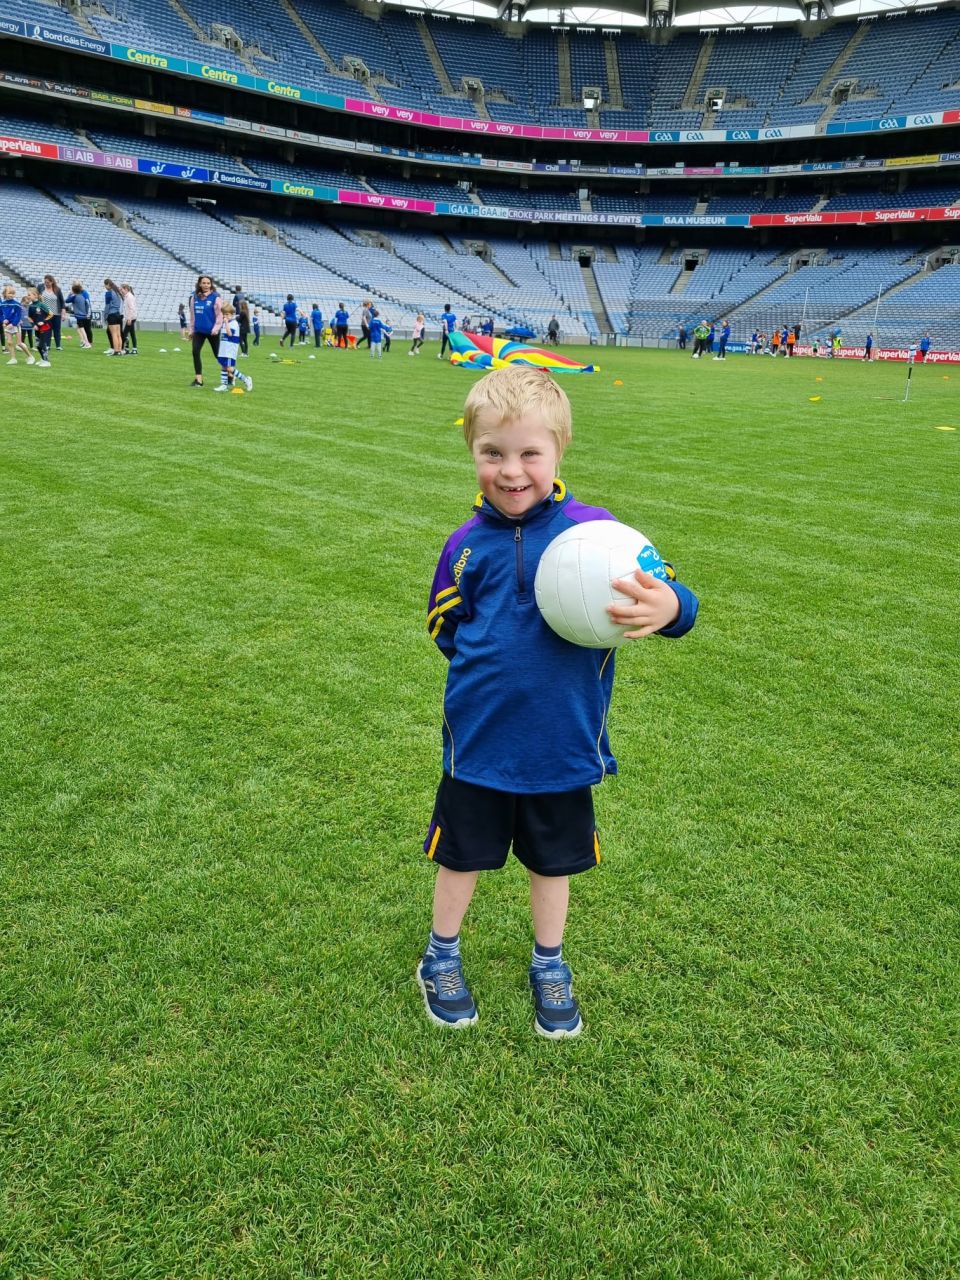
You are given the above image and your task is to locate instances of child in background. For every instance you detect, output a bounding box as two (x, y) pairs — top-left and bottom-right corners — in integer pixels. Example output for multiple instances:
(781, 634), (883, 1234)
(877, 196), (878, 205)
(409, 313), (425, 356)
(25, 289), (53, 367)
(213, 304), (253, 393)
(178, 302), (189, 339)
(368, 309), (384, 360)
(418, 367), (698, 1038)
(382, 315), (393, 353)
(252, 310), (261, 346)
(322, 324), (334, 348)
(121, 283), (138, 355)
(311, 304), (323, 347)
(297, 311), (309, 346)
(69, 281), (93, 348)
(2, 286), (34, 364)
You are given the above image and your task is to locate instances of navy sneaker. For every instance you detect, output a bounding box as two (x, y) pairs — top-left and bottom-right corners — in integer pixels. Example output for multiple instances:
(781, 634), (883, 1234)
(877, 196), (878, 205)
(530, 963), (583, 1039)
(416, 955), (478, 1028)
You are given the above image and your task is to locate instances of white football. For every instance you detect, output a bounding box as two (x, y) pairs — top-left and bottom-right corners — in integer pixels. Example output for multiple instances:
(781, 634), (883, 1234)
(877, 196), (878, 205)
(534, 520), (670, 648)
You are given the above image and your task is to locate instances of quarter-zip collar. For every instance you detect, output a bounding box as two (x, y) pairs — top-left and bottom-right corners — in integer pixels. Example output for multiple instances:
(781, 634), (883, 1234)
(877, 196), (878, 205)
(472, 478), (568, 526)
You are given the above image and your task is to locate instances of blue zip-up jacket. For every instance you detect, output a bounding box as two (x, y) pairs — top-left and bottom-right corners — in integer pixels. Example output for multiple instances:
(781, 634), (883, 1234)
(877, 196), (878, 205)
(427, 482), (698, 794)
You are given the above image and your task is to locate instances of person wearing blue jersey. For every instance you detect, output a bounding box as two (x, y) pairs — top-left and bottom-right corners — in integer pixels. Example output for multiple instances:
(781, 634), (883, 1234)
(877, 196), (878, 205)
(103, 278), (124, 355)
(280, 295), (299, 348)
(713, 318), (731, 360)
(438, 303), (457, 360)
(297, 311), (309, 345)
(481, 317), (494, 337)
(187, 274), (222, 387)
(68, 281), (93, 348)
(252, 310), (261, 346)
(213, 304), (253, 393)
(333, 303), (349, 349)
(863, 332), (874, 362)
(2, 284), (35, 364)
(417, 367), (698, 1038)
(368, 309), (385, 360)
(310, 304), (323, 348)
(918, 331), (931, 363)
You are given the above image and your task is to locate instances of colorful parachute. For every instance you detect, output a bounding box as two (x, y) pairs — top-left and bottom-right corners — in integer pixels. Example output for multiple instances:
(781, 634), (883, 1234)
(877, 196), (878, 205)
(448, 331), (599, 374)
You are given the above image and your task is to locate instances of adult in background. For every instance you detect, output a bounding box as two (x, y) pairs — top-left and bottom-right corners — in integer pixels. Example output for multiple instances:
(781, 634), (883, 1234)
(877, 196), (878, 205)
(333, 302), (349, 349)
(68, 280), (93, 348)
(863, 333), (874, 362)
(103, 278), (124, 355)
(41, 274), (65, 351)
(238, 298), (251, 356)
(311, 303), (323, 348)
(691, 319), (709, 358)
(356, 299), (372, 349)
(547, 315), (560, 345)
(918, 331), (931, 362)
(187, 274), (221, 387)
(481, 317), (494, 337)
(677, 324), (687, 351)
(121, 283), (138, 355)
(714, 318), (731, 360)
(280, 295), (298, 347)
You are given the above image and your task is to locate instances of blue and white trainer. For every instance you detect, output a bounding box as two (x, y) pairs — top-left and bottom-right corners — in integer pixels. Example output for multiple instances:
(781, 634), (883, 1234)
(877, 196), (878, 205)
(416, 955), (478, 1028)
(530, 963), (583, 1039)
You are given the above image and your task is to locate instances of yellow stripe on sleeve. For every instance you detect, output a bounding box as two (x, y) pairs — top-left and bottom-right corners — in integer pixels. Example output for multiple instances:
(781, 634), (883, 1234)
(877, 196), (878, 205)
(427, 595), (462, 626)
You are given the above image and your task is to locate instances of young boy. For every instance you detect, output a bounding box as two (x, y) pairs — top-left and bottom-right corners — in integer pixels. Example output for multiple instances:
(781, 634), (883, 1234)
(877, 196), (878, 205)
(252, 310), (262, 346)
(213, 304), (253, 392)
(418, 367), (698, 1038)
(368, 308), (384, 360)
(2, 286), (35, 364)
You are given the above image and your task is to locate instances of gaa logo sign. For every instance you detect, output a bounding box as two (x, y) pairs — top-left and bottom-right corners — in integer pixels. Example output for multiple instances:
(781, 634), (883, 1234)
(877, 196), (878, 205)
(879, 118), (900, 129)
(761, 129), (783, 139)
(912, 114), (935, 126)
(730, 131), (753, 140)
(653, 132), (675, 142)
(684, 132), (705, 142)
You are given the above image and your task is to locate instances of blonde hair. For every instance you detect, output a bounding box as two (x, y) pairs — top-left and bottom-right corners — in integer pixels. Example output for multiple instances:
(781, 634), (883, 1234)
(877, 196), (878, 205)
(221, 303), (235, 316)
(462, 366), (572, 456)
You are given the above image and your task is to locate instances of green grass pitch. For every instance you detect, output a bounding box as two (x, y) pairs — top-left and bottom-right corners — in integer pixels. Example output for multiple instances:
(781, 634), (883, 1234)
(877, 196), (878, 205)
(2, 333), (958, 1278)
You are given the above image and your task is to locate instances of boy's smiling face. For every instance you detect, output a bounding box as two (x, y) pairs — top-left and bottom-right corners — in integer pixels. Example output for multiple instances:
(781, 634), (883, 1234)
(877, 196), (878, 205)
(472, 413), (560, 518)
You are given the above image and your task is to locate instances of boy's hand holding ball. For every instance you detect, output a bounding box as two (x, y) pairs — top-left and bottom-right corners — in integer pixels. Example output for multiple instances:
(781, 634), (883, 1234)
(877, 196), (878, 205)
(608, 570), (680, 639)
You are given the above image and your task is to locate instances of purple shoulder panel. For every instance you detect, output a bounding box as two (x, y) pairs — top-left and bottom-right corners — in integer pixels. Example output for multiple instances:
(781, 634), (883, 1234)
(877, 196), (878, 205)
(562, 499), (619, 525)
(428, 513), (482, 610)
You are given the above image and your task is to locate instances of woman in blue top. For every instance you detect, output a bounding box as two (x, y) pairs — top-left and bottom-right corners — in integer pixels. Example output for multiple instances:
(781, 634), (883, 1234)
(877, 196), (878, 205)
(103, 278), (123, 355)
(187, 274), (222, 387)
(280, 295), (298, 348)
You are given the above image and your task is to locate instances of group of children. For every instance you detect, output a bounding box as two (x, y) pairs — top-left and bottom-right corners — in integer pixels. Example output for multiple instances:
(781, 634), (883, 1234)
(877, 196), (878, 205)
(2, 284), (55, 366)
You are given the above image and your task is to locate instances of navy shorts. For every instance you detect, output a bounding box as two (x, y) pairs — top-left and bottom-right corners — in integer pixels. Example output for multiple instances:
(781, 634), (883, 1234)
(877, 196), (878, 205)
(423, 774), (601, 877)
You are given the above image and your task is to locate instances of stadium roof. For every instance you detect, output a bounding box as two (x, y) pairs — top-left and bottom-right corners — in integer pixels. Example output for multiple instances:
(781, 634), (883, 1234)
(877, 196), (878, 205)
(380, 0), (954, 29)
